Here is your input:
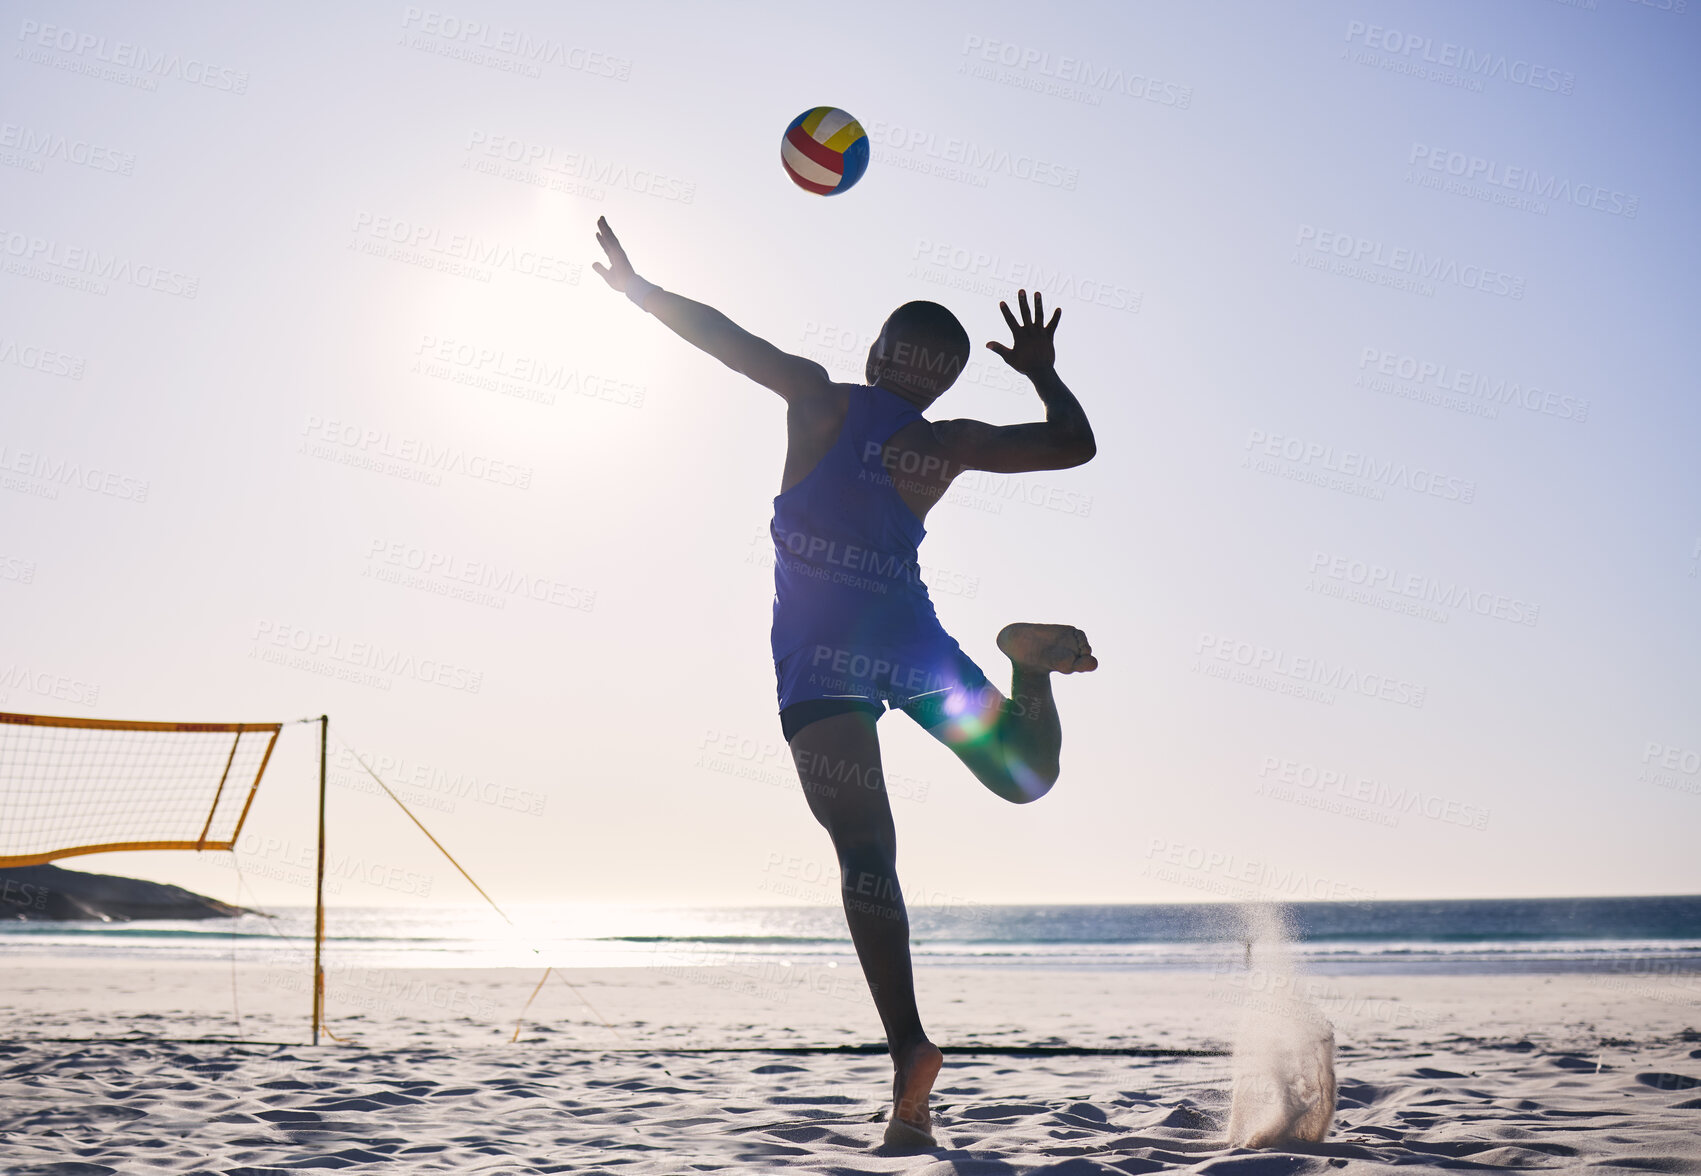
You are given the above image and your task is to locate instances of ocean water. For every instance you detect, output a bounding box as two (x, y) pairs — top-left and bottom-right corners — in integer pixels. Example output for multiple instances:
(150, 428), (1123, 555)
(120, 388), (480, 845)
(2, 896), (1698, 974)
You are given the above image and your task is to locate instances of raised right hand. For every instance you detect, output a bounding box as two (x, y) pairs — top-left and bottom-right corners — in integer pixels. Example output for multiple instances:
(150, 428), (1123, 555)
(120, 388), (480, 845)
(985, 289), (1060, 377)
(592, 216), (637, 293)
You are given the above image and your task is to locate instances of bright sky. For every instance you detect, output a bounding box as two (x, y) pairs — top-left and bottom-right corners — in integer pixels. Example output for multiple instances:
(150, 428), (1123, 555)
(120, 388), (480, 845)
(4, 0), (1697, 911)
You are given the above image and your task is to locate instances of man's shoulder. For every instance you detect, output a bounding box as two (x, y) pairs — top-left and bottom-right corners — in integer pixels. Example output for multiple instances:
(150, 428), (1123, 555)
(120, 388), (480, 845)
(929, 417), (999, 444)
(783, 382), (854, 459)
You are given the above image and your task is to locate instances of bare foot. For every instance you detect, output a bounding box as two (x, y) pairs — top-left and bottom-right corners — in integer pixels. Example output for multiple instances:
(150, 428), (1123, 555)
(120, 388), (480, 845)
(997, 622), (1098, 673)
(884, 1039), (943, 1149)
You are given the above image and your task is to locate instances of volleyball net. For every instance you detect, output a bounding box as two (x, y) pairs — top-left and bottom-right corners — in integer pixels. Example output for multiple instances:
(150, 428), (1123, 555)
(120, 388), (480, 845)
(0, 711), (571, 1047)
(0, 712), (282, 868)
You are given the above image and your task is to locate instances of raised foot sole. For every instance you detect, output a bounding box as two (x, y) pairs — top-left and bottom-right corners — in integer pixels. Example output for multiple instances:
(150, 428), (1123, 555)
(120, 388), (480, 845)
(997, 622), (1098, 673)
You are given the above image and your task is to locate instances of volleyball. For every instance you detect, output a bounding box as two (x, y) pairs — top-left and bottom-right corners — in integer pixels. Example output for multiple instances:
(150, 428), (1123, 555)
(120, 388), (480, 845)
(780, 106), (869, 196)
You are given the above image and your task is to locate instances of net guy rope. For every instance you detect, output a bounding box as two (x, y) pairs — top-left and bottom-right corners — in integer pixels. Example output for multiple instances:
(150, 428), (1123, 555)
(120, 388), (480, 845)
(330, 727), (623, 1046)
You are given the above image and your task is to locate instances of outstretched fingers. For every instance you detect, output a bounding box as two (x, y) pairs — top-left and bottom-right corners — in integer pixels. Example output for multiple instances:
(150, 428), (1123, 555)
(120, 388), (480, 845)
(989, 289), (1062, 371)
(1004, 290), (1058, 336)
(593, 216), (635, 289)
(595, 216), (629, 264)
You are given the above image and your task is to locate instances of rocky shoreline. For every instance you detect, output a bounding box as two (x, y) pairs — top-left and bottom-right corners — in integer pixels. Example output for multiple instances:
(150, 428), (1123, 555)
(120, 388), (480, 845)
(0, 863), (247, 921)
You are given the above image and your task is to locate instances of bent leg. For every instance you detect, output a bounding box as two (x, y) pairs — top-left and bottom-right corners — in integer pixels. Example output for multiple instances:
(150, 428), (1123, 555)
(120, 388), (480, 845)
(908, 623), (1096, 804)
(787, 709), (942, 1143)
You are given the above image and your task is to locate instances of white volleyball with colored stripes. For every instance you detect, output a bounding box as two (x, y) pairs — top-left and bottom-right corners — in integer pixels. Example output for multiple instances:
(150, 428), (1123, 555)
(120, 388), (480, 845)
(780, 106), (869, 196)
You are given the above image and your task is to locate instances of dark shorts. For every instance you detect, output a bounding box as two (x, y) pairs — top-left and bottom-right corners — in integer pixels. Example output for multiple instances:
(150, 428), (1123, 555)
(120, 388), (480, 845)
(778, 697), (884, 743)
(776, 644), (994, 743)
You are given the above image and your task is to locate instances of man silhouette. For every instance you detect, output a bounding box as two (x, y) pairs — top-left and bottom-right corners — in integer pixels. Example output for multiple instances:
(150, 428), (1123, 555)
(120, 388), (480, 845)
(595, 216), (1097, 1148)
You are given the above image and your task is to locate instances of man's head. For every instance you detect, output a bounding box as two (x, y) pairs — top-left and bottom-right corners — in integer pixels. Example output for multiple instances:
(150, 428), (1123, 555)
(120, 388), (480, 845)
(865, 301), (970, 405)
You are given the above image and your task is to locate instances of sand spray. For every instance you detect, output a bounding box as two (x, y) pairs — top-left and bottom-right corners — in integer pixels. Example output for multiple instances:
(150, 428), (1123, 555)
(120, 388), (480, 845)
(1225, 902), (1337, 1147)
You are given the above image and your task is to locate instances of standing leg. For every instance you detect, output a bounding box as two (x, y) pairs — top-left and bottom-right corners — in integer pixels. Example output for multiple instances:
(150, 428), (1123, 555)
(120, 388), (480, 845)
(788, 709), (943, 1146)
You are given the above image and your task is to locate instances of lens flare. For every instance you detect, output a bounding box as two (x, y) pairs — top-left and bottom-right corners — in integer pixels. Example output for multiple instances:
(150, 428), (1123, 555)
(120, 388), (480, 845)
(934, 685), (998, 744)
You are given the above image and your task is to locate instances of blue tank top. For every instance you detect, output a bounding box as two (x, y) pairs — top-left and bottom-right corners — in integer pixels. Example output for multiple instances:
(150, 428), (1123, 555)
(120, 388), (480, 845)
(769, 385), (943, 664)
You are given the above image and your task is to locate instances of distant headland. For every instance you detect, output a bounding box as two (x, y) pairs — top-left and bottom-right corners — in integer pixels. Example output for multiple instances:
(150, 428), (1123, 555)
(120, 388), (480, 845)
(0, 864), (247, 922)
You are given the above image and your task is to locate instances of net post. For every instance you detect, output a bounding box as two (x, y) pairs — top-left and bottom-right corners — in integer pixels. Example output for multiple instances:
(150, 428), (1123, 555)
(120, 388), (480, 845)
(312, 714), (328, 1046)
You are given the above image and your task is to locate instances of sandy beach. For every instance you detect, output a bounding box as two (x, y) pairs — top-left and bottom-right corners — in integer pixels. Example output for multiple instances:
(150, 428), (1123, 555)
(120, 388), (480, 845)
(3, 961), (1697, 1172)
(7, 0), (1697, 1170)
